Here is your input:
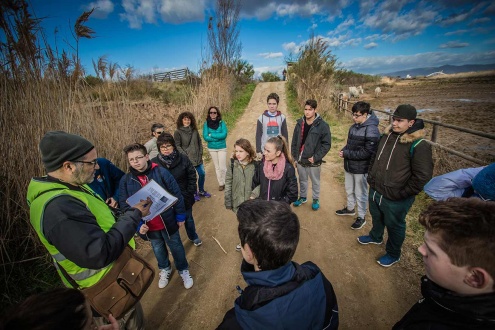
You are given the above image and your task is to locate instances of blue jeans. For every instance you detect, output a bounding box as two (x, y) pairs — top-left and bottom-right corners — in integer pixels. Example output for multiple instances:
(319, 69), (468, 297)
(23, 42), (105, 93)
(148, 229), (188, 271)
(195, 164), (205, 192)
(185, 207), (199, 241)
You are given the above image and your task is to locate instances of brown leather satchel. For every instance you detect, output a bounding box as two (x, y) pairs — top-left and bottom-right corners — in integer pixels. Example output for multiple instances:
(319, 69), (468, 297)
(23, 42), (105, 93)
(58, 246), (155, 320)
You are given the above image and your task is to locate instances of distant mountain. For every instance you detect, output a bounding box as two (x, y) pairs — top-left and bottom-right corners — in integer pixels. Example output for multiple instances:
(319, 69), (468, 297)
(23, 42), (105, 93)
(381, 63), (495, 78)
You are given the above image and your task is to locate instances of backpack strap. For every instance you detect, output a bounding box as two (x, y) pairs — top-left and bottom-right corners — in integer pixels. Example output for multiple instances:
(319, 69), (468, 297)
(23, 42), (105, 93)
(410, 139), (424, 157)
(231, 158), (235, 172)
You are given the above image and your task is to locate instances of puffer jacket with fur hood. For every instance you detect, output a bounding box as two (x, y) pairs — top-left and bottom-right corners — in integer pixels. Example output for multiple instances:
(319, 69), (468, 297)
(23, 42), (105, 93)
(367, 119), (433, 201)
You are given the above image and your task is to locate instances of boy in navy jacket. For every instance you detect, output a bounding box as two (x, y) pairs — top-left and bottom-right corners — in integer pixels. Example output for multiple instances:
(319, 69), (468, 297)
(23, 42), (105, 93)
(217, 199), (339, 329)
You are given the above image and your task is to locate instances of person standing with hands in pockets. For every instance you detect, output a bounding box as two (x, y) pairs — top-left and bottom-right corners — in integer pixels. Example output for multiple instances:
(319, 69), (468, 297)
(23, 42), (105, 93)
(291, 99), (331, 211)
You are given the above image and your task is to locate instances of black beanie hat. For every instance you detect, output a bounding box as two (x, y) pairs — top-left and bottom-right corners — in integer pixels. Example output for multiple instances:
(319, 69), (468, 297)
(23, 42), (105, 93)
(39, 131), (95, 172)
(393, 104), (417, 120)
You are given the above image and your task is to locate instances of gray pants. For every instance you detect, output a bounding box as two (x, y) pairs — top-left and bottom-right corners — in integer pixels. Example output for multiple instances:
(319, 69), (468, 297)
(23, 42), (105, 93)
(297, 163), (321, 200)
(345, 171), (369, 219)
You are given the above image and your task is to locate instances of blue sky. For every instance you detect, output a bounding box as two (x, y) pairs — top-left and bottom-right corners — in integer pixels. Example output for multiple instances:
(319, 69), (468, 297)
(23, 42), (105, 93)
(30, 0), (495, 77)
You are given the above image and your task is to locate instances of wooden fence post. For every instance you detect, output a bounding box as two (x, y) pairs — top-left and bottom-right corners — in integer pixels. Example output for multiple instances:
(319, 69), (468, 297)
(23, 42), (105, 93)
(431, 116), (441, 143)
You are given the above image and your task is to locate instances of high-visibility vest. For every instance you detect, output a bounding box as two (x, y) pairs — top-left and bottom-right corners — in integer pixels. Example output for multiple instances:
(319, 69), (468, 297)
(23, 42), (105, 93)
(27, 177), (135, 288)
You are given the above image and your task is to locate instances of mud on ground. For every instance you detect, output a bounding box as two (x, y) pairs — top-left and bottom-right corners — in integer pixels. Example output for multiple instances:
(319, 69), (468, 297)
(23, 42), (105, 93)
(359, 71), (495, 172)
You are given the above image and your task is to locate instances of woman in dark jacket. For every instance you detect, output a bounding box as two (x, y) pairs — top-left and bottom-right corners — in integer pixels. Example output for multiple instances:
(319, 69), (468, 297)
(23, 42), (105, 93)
(252, 135), (298, 204)
(152, 133), (202, 246)
(174, 111), (211, 200)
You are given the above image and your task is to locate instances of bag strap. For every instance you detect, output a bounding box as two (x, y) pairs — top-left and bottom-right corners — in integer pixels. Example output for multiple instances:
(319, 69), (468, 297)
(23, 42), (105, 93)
(55, 261), (80, 289)
(410, 138), (424, 157)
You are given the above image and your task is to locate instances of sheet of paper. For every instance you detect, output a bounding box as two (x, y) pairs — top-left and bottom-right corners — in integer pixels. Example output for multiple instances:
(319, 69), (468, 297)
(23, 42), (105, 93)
(126, 179), (178, 221)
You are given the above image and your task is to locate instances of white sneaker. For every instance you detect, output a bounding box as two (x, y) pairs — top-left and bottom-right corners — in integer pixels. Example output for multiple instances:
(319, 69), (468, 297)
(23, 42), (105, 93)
(180, 270), (194, 289)
(158, 268), (172, 289)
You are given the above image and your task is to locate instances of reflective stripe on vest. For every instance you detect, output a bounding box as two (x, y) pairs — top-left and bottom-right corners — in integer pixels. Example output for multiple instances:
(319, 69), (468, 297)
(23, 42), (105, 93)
(27, 178), (135, 288)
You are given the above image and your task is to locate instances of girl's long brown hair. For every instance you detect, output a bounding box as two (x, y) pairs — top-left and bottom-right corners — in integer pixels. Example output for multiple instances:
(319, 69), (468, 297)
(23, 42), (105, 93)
(232, 138), (256, 163)
(266, 135), (294, 165)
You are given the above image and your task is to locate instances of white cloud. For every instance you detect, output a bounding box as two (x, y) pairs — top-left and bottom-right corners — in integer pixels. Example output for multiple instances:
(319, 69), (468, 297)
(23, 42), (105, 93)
(439, 41), (469, 48)
(282, 42), (301, 53)
(85, 0), (114, 18)
(364, 42), (378, 49)
(445, 29), (469, 36)
(328, 17), (354, 36)
(258, 52), (284, 59)
(253, 65), (285, 78)
(158, 0), (205, 24)
(241, 1), (351, 20)
(342, 51), (495, 74)
(119, 0), (205, 29)
(469, 17), (491, 26)
(308, 23), (318, 31)
(365, 34), (392, 41)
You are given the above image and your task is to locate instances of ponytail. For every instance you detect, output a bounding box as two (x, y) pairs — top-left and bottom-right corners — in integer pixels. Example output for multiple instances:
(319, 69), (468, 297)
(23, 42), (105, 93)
(266, 135), (294, 166)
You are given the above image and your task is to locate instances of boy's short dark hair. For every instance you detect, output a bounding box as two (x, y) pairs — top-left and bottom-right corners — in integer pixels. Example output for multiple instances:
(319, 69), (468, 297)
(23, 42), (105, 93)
(123, 143), (147, 156)
(150, 123), (164, 135)
(305, 99), (317, 109)
(267, 93), (280, 104)
(237, 199), (300, 270)
(156, 133), (176, 150)
(1, 288), (88, 330)
(419, 198), (495, 285)
(352, 101), (370, 114)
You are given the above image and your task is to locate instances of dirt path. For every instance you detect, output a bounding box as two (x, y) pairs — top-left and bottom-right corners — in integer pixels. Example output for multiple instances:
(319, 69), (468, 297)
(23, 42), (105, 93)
(139, 81), (420, 329)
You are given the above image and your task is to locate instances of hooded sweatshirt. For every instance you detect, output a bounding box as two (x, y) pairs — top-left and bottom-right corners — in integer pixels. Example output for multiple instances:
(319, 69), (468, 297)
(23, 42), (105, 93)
(255, 110), (289, 153)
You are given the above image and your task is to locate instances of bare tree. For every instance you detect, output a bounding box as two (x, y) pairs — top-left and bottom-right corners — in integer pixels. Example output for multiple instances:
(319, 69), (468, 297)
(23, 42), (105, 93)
(207, 0), (242, 71)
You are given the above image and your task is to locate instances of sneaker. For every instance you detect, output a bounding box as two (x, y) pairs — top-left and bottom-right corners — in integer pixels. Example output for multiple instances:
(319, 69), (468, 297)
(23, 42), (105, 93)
(219, 185), (225, 191)
(236, 243), (241, 252)
(180, 270), (194, 289)
(293, 197), (307, 207)
(335, 207), (355, 216)
(312, 199), (320, 211)
(377, 254), (400, 267)
(351, 217), (366, 230)
(193, 238), (202, 247)
(199, 190), (211, 198)
(158, 268), (172, 289)
(194, 192), (200, 202)
(357, 235), (383, 245)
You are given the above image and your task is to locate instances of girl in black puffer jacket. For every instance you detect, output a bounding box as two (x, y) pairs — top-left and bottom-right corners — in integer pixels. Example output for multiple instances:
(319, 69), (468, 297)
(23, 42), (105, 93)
(252, 135), (298, 205)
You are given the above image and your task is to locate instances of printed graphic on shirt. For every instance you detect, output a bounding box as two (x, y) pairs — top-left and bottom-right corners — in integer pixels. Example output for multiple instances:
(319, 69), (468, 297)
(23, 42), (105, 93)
(266, 118), (280, 136)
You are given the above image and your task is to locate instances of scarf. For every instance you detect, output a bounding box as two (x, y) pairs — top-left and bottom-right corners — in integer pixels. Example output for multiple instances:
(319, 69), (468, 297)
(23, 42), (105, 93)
(263, 153), (286, 180)
(207, 117), (220, 130)
(129, 160), (153, 177)
(157, 149), (178, 168)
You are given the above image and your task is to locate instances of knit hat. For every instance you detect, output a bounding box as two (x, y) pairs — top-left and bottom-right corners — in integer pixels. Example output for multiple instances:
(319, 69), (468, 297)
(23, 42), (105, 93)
(39, 131), (94, 172)
(393, 104), (417, 120)
(472, 163), (495, 201)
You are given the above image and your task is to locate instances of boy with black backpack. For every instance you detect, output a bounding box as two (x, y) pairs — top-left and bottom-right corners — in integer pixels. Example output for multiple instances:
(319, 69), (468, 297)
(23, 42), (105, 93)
(357, 105), (433, 267)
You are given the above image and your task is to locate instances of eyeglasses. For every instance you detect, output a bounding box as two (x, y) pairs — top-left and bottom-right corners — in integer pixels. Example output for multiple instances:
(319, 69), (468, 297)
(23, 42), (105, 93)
(352, 113), (364, 118)
(73, 159), (98, 168)
(155, 131), (164, 135)
(209, 112), (217, 114)
(160, 144), (173, 150)
(128, 155), (145, 163)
